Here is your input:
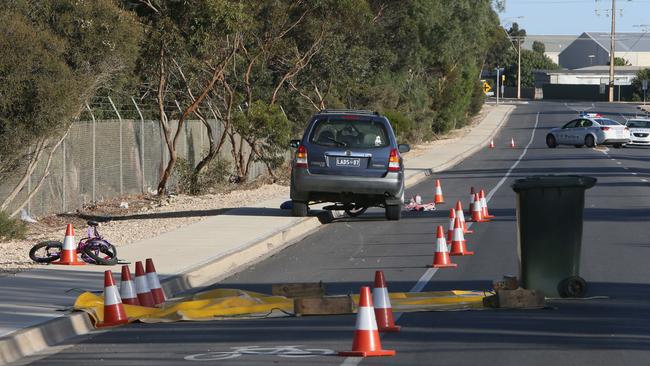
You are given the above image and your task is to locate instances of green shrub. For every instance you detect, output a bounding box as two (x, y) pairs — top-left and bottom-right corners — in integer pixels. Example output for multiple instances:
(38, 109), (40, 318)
(383, 110), (413, 142)
(0, 211), (28, 240)
(174, 157), (231, 195)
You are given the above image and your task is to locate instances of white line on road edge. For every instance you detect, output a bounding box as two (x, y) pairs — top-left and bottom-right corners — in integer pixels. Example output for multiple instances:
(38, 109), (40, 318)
(341, 113), (541, 366)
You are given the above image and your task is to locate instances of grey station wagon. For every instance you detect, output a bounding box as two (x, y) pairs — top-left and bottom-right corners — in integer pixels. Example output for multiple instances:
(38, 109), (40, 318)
(289, 110), (410, 220)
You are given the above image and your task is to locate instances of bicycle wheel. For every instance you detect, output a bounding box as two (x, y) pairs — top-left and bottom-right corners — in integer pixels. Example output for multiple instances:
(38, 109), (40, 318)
(29, 241), (63, 263)
(82, 239), (118, 265)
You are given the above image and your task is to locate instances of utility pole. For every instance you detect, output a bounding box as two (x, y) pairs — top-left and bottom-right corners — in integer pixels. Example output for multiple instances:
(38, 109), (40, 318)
(517, 37), (522, 99)
(609, 0), (616, 102)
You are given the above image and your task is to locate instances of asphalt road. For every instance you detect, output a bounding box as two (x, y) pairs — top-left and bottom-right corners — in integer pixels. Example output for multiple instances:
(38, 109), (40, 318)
(18, 101), (650, 366)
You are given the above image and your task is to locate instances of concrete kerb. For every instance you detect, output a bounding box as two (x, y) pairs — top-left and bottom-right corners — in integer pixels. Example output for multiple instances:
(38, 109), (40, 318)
(0, 104), (515, 366)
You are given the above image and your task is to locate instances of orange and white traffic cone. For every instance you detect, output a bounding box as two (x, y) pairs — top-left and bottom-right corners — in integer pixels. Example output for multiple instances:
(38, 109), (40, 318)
(119, 265), (140, 306)
(471, 193), (489, 223)
(455, 201), (473, 234)
(146, 258), (166, 306)
(489, 139), (495, 149)
(372, 271), (400, 333)
(134, 261), (156, 308)
(480, 189), (495, 219)
(447, 208), (456, 242)
(96, 270), (129, 327)
(468, 187), (476, 215)
(434, 179), (445, 204)
(52, 224), (85, 266)
(429, 226), (457, 268)
(339, 286), (396, 357)
(510, 137), (516, 148)
(450, 217), (474, 256)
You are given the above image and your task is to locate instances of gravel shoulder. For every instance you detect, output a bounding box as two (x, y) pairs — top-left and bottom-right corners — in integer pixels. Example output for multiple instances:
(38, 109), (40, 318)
(0, 105), (492, 275)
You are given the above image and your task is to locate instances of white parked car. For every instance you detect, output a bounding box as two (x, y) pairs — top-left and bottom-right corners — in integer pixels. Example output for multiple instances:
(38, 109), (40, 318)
(625, 118), (650, 146)
(546, 117), (630, 148)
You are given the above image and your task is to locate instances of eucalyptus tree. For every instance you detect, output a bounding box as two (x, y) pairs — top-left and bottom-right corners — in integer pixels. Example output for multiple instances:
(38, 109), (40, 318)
(0, 0), (141, 216)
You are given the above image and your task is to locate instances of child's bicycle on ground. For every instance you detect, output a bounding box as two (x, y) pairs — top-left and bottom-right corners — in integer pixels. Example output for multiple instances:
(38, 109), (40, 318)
(29, 221), (118, 265)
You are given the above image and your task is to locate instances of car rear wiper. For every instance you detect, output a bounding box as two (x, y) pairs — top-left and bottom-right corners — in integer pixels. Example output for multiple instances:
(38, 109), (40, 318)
(327, 136), (347, 147)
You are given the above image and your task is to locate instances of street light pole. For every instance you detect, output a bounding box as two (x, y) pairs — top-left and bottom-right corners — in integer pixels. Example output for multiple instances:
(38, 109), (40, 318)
(609, 0), (616, 102)
(496, 67), (500, 105)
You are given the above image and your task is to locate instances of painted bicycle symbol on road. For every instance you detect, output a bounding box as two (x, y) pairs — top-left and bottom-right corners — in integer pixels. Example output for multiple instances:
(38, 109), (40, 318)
(184, 345), (335, 361)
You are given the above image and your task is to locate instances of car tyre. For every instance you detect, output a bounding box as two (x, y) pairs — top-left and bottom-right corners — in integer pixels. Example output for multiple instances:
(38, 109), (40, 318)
(585, 134), (596, 148)
(385, 204), (402, 221)
(546, 134), (557, 148)
(613, 143), (622, 148)
(291, 201), (308, 217)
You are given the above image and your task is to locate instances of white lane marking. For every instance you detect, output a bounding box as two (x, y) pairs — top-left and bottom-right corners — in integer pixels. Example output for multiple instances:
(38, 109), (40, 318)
(616, 162), (622, 165)
(485, 112), (540, 202)
(623, 167), (629, 170)
(642, 179), (648, 183)
(632, 172), (638, 175)
(341, 113), (540, 366)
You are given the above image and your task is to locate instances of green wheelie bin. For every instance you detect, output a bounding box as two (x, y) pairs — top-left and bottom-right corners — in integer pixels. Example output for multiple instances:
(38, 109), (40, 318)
(511, 175), (597, 298)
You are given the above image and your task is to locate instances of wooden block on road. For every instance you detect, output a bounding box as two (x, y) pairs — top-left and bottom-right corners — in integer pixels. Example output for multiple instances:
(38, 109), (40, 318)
(483, 288), (546, 309)
(272, 282), (325, 298)
(294, 296), (354, 316)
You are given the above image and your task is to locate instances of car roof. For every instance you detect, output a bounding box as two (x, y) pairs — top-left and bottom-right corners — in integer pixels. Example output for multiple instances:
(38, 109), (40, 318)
(316, 109), (382, 117)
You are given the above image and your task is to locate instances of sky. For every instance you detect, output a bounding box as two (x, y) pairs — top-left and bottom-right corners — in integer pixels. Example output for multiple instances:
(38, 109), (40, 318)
(498, 0), (650, 35)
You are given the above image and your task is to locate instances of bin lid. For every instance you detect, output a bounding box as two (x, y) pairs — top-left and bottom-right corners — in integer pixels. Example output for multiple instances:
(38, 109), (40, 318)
(511, 175), (597, 192)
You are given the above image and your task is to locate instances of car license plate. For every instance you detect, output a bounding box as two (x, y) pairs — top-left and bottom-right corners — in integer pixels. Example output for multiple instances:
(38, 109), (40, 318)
(335, 157), (361, 167)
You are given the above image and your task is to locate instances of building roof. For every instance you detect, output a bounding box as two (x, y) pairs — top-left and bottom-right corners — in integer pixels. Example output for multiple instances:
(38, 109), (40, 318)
(545, 65), (644, 75)
(521, 35), (579, 53)
(560, 32), (650, 54)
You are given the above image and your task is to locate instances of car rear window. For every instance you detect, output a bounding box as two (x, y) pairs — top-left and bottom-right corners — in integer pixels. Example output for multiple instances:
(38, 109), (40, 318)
(627, 120), (650, 128)
(595, 118), (622, 126)
(310, 119), (390, 148)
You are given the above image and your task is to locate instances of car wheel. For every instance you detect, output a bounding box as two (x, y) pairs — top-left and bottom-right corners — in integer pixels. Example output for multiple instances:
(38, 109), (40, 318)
(546, 134), (557, 148)
(558, 276), (587, 298)
(585, 134), (596, 148)
(613, 143), (622, 148)
(291, 201), (308, 217)
(574, 144), (583, 148)
(385, 204), (402, 221)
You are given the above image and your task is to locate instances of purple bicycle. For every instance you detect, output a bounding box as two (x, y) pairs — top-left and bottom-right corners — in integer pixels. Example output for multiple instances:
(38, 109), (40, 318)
(29, 221), (118, 265)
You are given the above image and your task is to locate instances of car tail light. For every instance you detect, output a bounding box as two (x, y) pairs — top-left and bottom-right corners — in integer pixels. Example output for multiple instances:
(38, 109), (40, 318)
(388, 148), (401, 172)
(600, 127), (611, 131)
(295, 145), (308, 168)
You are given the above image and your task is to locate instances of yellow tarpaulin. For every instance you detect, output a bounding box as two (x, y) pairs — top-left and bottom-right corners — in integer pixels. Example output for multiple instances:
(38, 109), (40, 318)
(74, 288), (487, 325)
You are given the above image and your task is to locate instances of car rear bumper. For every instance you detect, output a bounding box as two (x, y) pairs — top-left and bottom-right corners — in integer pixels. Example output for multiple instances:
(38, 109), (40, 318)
(601, 138), (630, 145)
(290, 169), (404, 203)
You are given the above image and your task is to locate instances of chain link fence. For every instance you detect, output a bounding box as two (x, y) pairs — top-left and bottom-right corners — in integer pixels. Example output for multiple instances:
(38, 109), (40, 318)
(0, 99), (273, 218)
